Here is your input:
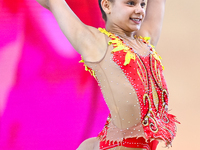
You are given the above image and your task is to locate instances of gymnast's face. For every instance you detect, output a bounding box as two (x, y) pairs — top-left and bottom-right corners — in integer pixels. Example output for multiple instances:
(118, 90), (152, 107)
(102, 0), (146, 32)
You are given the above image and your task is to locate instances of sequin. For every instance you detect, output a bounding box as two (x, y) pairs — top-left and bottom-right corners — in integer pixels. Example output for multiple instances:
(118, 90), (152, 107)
(80, 28), (179, 148)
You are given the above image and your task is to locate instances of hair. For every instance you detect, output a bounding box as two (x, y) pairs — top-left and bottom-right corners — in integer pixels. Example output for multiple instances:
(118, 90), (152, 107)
(98, 0), (114, 22)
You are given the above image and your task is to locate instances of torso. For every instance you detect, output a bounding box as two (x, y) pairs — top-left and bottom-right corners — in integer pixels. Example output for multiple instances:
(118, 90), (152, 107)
(81, 28), (179, 149)
(85, 34), (144, 131)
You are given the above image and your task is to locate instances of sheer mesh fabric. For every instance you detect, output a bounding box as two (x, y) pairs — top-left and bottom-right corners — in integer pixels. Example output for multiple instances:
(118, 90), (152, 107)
(84, 36), (150, 143)
(81, 29), (179, 149)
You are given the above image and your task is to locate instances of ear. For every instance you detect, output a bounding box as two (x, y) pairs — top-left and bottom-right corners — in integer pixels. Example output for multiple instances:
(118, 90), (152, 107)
(101, 0), (112, 15)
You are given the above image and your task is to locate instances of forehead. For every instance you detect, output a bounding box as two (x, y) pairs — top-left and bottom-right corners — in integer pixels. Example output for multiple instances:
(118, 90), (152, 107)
(114, 0), (146, 5)
(117, 0), (146, 2)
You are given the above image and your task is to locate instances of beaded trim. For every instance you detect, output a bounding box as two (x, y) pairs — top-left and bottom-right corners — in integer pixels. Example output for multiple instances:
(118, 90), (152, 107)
(79, 57), (96, 79)
(97, 28), (180, 147)
(79, 28), (179, 147)
(79, 28), (164, 78)
(98, 28), (164, 70)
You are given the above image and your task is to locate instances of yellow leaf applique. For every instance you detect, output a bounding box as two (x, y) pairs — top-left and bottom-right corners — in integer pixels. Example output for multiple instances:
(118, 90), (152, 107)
(124, 51), (136, 66)
(152, 51), (165, 70)
(144, 37), (151, 42)
(108, 39), (122, 46)
(98, 28), (137, 66)
(112, 45), (129, 53)
(79, 57), (96, 78)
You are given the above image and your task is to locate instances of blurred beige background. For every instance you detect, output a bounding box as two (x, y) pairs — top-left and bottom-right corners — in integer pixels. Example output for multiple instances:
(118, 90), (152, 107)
(156, 1), (200, 149)
(0, 0), (198, 149)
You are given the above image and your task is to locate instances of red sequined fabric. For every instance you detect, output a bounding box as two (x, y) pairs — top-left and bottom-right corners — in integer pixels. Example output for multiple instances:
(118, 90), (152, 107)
(82, 28), (180, 149)
(109, 33), (180, 145)
(99, 137), (159, 150)
(99, 114), (159, 150)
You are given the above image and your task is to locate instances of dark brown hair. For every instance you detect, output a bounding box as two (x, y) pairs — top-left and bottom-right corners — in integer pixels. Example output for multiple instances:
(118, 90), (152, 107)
(98, 0), (114, 22)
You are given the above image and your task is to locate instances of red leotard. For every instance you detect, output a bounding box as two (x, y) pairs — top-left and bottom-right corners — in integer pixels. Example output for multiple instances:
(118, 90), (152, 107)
(80, 28), (180, 150)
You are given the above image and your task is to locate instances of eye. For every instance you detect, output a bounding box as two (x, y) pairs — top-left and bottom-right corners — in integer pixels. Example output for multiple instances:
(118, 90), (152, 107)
(127, 1), (135, 6)
(141, 2), (146, 8)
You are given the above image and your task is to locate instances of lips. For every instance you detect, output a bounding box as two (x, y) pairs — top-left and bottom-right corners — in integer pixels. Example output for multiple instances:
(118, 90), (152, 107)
(130, 18), (142, 24)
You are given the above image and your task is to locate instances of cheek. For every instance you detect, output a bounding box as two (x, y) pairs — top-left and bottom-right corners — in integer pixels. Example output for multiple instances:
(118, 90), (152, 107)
(142, 10), (146, 19)
(114, 11), (125, 20)
(143, 10), (146, 16)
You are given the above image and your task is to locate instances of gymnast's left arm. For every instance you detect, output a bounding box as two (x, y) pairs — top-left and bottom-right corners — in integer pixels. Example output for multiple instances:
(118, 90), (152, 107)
(136, 0), (166, 46)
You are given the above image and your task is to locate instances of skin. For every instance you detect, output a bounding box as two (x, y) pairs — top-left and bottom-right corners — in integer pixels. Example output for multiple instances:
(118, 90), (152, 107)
(104, 0), (146, 36)
(36, 0), (166, 149)
(36, 0), (165, 62)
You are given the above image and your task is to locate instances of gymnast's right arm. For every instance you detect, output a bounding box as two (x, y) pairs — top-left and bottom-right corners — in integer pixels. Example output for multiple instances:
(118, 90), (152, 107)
(36, 0), (106, 62)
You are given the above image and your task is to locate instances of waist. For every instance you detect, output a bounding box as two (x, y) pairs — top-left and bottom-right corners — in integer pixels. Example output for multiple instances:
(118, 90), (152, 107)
(99, 137), (159, 150)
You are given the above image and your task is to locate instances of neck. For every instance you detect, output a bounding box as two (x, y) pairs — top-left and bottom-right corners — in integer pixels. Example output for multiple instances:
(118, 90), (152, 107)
(105, 23), (135, 39)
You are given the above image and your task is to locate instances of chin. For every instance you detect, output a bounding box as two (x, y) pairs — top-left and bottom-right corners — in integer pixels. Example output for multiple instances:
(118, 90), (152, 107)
(128, 24), (141, 31)
(130, 26), (140, 32)
(135, 25), (141, 30)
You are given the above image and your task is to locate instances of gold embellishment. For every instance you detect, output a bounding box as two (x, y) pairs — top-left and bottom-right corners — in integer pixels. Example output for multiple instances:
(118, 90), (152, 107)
(98, 28), (173, 135)
(151, 49), (164, 70)
(98, 28), (178, 144)
(137, 58), (149, 93)
(161, 89), (170, 124)
(142, 94), (159, 133)
(135, 35), (164, 70)
(161, 89), (168, 104)
(150, 55), (163, 90)
(142, 89), (171, 134)
(150, 78), (159, 111)
(154, 59), (163, 88)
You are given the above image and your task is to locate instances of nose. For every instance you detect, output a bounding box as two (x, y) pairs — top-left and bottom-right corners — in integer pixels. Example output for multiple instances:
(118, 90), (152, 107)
(135, 4), (145, 14)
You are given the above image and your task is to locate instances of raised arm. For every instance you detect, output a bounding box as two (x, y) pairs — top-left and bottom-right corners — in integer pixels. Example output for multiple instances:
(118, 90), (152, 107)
(136, 0), (166, 46)
(36, 0), (106, 61)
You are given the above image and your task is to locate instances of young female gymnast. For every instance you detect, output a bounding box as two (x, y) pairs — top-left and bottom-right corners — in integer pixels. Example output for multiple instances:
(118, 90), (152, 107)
(36, 0), (179, 149)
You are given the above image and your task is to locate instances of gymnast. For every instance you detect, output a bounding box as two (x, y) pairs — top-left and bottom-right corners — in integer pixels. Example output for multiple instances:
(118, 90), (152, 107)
(36, 0), (180, 149)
